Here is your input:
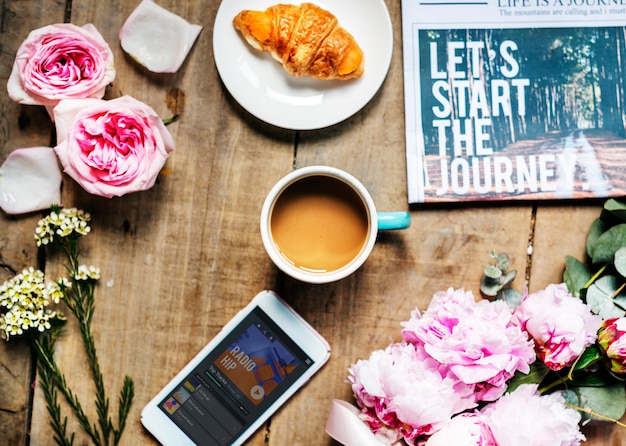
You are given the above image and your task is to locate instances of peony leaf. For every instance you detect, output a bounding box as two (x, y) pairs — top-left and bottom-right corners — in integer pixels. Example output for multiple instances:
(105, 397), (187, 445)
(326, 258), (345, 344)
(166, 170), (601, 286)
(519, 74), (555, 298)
(561, 385), (626, 425)
(604, 198), (626, 222)
(506, 362), (551, 393)
(586, 275), (626, 319)
(586, 218), (607, 259)
(572, 346), (603, 372)
(615, 246), (626, 278)
(591, 223), (626, 265)
(563, 255), (591, 297)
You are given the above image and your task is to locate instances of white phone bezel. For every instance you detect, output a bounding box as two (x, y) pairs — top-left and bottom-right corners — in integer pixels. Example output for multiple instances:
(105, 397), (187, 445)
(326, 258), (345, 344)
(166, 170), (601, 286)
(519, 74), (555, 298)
(140, 290), (331, 446)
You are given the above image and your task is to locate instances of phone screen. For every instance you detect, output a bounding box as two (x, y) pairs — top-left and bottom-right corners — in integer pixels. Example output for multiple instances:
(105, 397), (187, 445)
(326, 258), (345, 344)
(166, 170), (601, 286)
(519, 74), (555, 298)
(157, 305), (315, 445)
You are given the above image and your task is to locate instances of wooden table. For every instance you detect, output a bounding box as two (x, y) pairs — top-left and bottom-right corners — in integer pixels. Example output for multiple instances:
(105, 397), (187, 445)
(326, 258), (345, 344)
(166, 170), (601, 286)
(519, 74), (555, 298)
(0, 0), (623, 445)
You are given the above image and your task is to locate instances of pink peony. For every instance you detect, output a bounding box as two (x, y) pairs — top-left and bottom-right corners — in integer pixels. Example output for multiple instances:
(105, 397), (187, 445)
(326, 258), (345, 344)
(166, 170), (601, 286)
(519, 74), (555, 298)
(512, 283), (602, 371)
(425, 413), (496, 446)
(7, 23), (115, 107)
(348, 342), (476, 442)
(401, 288), (536, 402)
(481, 384), (585, 446)
(597, 317), (626, 374)
(53, 96), (175, 198)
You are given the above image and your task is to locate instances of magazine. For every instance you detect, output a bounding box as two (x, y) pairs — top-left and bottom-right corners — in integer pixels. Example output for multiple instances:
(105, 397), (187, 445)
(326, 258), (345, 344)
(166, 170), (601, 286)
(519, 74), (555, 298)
(402, 0), (626, 203)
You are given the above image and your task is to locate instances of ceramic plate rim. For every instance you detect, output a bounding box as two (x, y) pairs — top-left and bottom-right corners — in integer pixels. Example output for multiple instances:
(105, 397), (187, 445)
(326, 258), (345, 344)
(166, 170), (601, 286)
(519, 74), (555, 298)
(212, 0), (393, 130)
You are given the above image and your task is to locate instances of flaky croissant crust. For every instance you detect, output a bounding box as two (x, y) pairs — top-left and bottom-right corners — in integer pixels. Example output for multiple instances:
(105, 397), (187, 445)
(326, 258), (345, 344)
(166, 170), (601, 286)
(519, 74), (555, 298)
(233, 3), (364, 80)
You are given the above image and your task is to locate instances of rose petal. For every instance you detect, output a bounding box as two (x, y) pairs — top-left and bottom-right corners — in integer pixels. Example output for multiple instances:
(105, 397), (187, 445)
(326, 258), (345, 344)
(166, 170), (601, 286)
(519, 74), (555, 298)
(0, 147), (62, 214)
(119, 0), (202, 73)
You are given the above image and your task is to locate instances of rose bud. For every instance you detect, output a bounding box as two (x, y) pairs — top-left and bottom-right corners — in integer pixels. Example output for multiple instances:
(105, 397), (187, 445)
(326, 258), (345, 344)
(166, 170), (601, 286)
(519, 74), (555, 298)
(597, 317), (626, 374)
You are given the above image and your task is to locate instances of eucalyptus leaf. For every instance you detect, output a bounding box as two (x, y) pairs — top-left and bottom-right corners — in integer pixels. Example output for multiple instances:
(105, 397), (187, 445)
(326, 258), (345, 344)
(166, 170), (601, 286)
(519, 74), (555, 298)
(495, 253), (510, 271)
(480, 276), (500, 297)
(500, 288), (523, 308)
(560, 385), (626, 425)
(586, 275), (626, 319)
(591, 223), (626, 265)
(563, 255), (591, 297)
(586, 218), (608, 260)
(614, 294), (626, 312)
(615, 246), (626, 278)
(500, 270), (517, 287)
(484, 265), (502, 279)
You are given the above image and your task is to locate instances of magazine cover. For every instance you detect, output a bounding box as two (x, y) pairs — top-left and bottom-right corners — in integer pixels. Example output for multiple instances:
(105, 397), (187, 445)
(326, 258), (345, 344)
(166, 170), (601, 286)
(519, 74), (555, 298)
(402, 0), (626, 203)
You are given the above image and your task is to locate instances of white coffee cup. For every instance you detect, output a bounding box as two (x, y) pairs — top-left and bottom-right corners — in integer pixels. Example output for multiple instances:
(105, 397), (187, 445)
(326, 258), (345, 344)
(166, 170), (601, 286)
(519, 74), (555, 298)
(260, 166), (410, 284)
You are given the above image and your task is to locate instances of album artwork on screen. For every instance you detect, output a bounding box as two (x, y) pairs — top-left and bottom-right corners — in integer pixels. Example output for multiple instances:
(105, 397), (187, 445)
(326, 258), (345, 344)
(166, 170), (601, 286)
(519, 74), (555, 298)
(402, 0), (626, 204)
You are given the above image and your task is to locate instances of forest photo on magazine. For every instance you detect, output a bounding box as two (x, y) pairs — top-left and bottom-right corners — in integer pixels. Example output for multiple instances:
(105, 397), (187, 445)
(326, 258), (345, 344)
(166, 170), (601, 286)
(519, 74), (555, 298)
(414, 25), (626, 202)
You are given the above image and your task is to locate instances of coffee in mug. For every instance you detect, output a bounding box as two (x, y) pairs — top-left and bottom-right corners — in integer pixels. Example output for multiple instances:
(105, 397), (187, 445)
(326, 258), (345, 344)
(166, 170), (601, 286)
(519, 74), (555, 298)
(270, 175), (369, 273)
(260, 166), (411, 284)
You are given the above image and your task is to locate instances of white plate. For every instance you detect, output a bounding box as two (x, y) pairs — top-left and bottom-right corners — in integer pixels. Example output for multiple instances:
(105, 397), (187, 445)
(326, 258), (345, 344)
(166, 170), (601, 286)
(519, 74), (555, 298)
(213, 0), (393, 130)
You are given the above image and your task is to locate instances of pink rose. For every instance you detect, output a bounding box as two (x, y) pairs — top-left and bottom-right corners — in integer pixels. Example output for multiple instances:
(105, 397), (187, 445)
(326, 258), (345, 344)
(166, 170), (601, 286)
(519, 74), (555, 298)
(348, 342), (476, 442)
(425, 413), (496, 446)
(53, 96), (175, 198)
(597, 317), (626, 374)
(401, 288), (536, 402)
(512, 283), (602, 371)
(481, 384), (585, 446)
(7, 23), (115, 107)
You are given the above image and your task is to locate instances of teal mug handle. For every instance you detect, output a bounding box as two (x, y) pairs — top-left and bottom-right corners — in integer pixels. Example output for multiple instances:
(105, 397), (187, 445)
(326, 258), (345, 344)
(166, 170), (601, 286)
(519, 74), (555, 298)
(377, 212), (411, 231)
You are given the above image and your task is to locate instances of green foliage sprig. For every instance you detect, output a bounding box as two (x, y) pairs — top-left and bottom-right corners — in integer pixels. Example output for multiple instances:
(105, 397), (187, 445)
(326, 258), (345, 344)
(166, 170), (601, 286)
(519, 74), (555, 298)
(0, 205), (134, 446)
(480, 251), (522, 305)
(493, 198), (626, 427)
(565, 198), (626, 319)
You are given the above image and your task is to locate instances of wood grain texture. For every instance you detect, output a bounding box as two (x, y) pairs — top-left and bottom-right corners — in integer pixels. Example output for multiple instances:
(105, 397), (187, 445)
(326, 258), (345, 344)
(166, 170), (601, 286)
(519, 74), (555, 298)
(0, 0), (623, 445)
(0, 1), (67, 445)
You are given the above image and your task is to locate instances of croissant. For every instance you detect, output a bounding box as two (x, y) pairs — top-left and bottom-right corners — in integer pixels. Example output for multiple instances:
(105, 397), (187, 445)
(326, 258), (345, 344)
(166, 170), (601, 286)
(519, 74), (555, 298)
(233, 3), (364, 80)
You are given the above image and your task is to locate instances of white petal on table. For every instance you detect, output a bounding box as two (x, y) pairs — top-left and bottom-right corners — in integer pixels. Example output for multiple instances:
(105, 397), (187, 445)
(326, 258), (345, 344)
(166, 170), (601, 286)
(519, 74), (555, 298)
(0, 147), (62, 215)
(119, 0), (202, 73)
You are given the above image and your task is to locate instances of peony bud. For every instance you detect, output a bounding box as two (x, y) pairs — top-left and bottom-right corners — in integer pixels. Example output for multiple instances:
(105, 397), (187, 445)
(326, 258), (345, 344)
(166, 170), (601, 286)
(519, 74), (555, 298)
(597, 317), (626, 374)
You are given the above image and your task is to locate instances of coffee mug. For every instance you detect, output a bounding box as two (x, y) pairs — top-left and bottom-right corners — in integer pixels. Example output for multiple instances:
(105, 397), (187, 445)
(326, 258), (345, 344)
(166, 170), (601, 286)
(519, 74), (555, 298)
(260, 166), (411, 284)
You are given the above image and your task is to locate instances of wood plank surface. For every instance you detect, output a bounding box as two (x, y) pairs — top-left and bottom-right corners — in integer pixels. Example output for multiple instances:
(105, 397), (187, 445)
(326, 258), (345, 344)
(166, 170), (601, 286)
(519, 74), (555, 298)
(0, 0), (624, 445)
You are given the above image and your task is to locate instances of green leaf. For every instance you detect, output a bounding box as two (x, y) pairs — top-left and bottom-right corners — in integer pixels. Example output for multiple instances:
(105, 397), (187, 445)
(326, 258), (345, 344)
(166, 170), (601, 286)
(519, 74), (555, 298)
(586, 275), (626, 319)
(560, 385), (626, 425)
(501, 288), (523, 308)
(604, 198), (626, 222)
(484, 265), (502, 279)
(507, 362), (551, 393)
(563, 255), (592, 297)
(591, 223), (626, 265)
(587, 218), (608, 259)
(500, 270), (517, 288)
(615, 246), (626, 278)
(572, 346), (603, 372)
(480, 275), (500, 297)
(495, 253), (510, 271)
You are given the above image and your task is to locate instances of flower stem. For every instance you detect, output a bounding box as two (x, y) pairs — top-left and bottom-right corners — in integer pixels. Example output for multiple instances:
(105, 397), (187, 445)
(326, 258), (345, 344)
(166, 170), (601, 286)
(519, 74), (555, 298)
(583, 265), (607, 289)
(31, 334), (102, 445)
(32, 326), (75, 446)
(564, 402), (626, 428)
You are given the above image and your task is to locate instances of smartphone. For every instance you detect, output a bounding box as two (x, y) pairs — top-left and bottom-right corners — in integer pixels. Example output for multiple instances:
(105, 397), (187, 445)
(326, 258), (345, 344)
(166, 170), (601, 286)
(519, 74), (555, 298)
(141, 290), (331, 446)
